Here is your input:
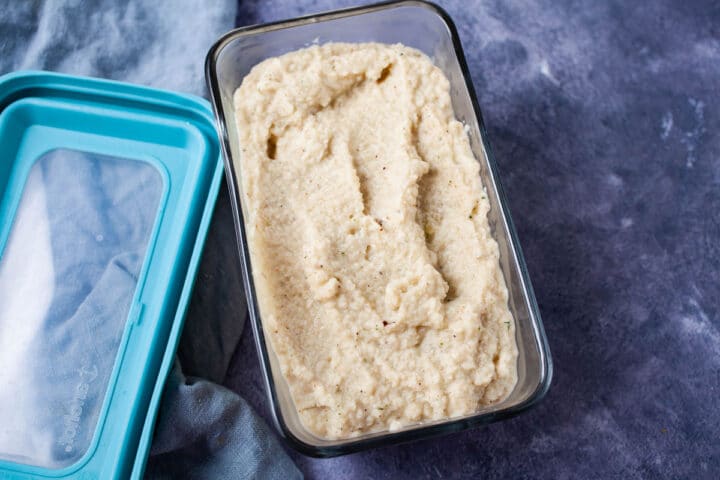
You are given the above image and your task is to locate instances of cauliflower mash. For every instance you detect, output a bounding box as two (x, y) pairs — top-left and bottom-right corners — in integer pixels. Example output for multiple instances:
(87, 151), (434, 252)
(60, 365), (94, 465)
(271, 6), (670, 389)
(233, 42), (517, 439)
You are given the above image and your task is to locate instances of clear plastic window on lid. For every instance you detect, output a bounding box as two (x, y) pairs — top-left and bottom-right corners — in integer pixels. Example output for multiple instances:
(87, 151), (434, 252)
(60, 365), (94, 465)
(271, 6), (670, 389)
(0, 149), (162, 469)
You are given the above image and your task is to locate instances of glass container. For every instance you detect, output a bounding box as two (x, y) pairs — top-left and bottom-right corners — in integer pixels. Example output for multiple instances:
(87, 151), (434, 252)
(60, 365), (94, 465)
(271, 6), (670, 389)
(206, 0), (552, 457)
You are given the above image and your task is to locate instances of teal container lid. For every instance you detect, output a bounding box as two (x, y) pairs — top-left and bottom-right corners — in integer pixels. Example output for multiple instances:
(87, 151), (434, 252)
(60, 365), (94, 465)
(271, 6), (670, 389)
(0, 71), (223, 479)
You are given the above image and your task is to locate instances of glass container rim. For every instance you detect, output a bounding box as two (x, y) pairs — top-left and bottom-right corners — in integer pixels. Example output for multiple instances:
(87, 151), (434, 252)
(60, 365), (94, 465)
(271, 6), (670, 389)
(205, 0), (553, 457)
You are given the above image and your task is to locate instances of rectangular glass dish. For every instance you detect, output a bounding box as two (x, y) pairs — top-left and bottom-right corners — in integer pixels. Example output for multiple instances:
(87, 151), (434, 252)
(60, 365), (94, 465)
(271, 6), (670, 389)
(206, 0), (552, 457)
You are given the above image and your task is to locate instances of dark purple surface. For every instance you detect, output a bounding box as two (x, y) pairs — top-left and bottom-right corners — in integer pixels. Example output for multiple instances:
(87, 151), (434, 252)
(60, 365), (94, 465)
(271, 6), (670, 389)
(200, 0), (720, 478)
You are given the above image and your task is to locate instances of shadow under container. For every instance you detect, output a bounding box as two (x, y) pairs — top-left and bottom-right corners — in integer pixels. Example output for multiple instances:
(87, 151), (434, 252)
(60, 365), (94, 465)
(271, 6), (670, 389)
(206, 0), (552, 457)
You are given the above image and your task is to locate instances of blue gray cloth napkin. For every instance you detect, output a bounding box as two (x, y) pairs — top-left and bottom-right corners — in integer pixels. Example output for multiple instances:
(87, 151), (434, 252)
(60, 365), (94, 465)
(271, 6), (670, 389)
(0, 1), (302, 478)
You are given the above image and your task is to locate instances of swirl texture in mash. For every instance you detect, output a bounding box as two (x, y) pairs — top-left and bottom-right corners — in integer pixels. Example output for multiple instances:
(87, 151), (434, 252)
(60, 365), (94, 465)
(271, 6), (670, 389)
(233, 42), (518, 439)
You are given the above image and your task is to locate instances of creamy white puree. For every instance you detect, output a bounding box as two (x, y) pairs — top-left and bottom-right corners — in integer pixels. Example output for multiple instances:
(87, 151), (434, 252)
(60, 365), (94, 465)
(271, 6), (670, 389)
(234, 42), (517, 439)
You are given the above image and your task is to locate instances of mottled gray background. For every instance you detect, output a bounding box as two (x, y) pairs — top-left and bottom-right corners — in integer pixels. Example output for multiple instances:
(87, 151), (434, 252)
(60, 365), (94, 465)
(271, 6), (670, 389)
(185, 0), (720, 478)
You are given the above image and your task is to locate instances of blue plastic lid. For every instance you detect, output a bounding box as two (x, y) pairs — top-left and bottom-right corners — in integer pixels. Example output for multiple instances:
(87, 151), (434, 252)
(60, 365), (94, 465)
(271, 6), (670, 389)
(0, 72), (223, 479)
